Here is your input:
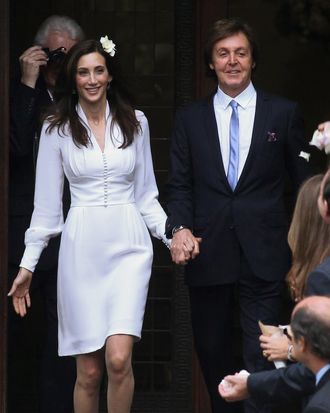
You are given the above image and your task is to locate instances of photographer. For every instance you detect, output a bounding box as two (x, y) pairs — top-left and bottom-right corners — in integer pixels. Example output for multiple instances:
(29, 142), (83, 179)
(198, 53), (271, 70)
(8, 15), (84, 413)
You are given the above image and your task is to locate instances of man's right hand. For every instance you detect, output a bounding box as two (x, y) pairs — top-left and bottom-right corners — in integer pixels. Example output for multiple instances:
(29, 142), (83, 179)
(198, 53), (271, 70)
(170, 228), (202, 265)
(218, 373), (250, 402)
(19, 46), (48, 89)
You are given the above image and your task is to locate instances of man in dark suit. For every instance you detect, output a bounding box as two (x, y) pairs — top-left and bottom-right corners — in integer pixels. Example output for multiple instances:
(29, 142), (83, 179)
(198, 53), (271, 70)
(218, 297), (330, 413)
(8, 15), (84, 413)
(218, 169), (330, 411)
(289, 296), (330, 412)
(218, 264), (330, 409)
(166, 18), (310, 412)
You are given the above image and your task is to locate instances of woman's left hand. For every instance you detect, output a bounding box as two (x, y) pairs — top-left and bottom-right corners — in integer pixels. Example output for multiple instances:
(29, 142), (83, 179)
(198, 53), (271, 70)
(259, 333), (290, 361)
(8, 267), (33, 317)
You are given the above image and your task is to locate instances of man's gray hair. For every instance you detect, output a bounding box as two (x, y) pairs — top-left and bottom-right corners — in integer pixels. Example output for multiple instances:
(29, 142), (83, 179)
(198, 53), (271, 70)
(34, 15), (85, 46)
(291, 305), (330, 360)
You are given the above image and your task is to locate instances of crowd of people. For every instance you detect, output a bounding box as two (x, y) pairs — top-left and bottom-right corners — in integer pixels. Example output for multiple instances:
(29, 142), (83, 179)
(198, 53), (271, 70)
(218, 170), (330, 413)
(7, 13), (330, 413)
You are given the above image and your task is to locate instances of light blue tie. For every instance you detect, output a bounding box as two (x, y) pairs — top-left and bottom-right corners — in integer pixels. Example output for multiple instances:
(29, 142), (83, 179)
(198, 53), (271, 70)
(227, 100), (239, 190)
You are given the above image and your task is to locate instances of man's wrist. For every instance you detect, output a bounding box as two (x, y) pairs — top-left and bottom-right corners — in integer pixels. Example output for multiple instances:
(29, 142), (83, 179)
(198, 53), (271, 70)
(172, 225), (189, 236)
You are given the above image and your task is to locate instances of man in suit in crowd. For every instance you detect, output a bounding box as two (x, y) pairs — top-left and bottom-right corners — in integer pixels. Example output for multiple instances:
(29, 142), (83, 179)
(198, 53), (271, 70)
(219, 297), (330, 413)
(218, 168), (330, 411)
(166, 17), (310, 412)
(8, 15), (84, 413)
(290, 296), (330, 412)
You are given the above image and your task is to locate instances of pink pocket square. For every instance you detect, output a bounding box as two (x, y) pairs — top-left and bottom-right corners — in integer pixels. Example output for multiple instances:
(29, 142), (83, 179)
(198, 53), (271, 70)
(267, 131), (277, 142)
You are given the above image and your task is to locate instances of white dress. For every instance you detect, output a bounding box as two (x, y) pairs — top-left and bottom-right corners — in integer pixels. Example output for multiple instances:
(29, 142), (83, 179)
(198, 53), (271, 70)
(20, 104), (169, 356)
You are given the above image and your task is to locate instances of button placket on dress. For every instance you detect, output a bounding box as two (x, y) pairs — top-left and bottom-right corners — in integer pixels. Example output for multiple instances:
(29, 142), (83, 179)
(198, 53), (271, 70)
(102, 152), (109, 207)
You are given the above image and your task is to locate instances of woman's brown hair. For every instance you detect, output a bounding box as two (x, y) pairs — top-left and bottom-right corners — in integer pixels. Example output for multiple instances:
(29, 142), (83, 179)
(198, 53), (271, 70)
(46, 39), (140, 148)
(287, 174), (330, 301)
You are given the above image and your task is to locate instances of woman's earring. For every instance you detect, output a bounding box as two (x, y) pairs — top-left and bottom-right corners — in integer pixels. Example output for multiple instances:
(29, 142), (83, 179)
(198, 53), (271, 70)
(107, 81), (111, 90)
(72, 89), (76, 95)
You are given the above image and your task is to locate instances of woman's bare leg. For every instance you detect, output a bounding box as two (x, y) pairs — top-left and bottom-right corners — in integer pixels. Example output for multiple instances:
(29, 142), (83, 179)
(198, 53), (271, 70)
(105, 335), (134, 413)
(74, 350), (104, 413)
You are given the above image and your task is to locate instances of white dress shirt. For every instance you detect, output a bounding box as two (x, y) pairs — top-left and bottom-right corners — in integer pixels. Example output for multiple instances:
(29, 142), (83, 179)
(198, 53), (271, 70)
(316, 363), (330, 386)
(213, 82), (256, 180)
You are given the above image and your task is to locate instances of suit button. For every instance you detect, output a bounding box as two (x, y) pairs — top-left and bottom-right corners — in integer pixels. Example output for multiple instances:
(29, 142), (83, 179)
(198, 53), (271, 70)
(229, 225), (235, 230)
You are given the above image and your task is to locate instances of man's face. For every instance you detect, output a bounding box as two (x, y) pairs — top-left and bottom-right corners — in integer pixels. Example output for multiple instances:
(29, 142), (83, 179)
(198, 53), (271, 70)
(42, 30), (78, 88)
(209, 31), (254, 98)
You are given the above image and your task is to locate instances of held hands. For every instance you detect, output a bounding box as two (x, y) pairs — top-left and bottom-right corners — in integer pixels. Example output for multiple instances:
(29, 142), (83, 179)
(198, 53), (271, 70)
(218, 371), (250, 402)
(8, 267), (33, 317)
(259, 333), (290, 362)
(19, 46), (48, 89)
(170, 228), (202, 265)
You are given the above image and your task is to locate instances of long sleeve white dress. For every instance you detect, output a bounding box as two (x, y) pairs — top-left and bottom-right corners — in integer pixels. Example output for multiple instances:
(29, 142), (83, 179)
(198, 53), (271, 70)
(20, 103), (169, 356)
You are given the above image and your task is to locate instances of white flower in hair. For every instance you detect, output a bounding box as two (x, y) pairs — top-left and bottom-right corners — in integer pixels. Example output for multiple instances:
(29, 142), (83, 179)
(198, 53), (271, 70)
(310, 122), (330, 154)
(100, 35), (116, 57)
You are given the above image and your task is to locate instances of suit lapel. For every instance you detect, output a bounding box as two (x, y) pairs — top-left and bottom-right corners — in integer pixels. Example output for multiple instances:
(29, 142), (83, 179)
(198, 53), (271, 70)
(202, 96), (229, 186)
(235, 90), (270, 191)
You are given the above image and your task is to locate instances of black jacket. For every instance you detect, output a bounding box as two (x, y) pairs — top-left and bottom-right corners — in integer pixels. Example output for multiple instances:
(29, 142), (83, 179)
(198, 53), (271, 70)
(9, 76), (62, 270)
(166, 89), (311, 285)
(303, 369), (330, 413)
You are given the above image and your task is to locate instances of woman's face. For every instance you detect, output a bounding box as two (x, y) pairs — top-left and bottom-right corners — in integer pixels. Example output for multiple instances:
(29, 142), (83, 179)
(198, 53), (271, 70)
(75, 52), (112, 105)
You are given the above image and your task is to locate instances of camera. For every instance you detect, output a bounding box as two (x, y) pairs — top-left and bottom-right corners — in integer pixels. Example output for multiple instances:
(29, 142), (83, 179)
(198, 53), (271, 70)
(42, 46), (66, 66)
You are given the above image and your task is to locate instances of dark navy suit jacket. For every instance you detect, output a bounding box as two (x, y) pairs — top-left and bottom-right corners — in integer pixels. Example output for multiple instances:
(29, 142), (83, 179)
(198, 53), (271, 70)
(305, 257), (330, 298)
(303, 369), (330, 413)
(166, 89), (311, 285)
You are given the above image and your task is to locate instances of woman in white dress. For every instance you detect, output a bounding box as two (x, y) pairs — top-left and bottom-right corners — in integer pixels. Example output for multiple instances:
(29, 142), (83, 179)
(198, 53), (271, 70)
(8, 37), (171, 413)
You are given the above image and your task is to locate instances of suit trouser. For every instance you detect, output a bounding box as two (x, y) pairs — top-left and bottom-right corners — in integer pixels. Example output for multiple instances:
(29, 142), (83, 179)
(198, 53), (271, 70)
(7, 263), (76, 413)
(189, 254), (284, 413)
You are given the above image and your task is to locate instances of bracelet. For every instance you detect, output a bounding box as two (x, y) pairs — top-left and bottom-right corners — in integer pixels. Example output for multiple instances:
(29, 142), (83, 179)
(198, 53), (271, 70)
(287, 344), (295, 362)
(172, 225), (188, 236)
